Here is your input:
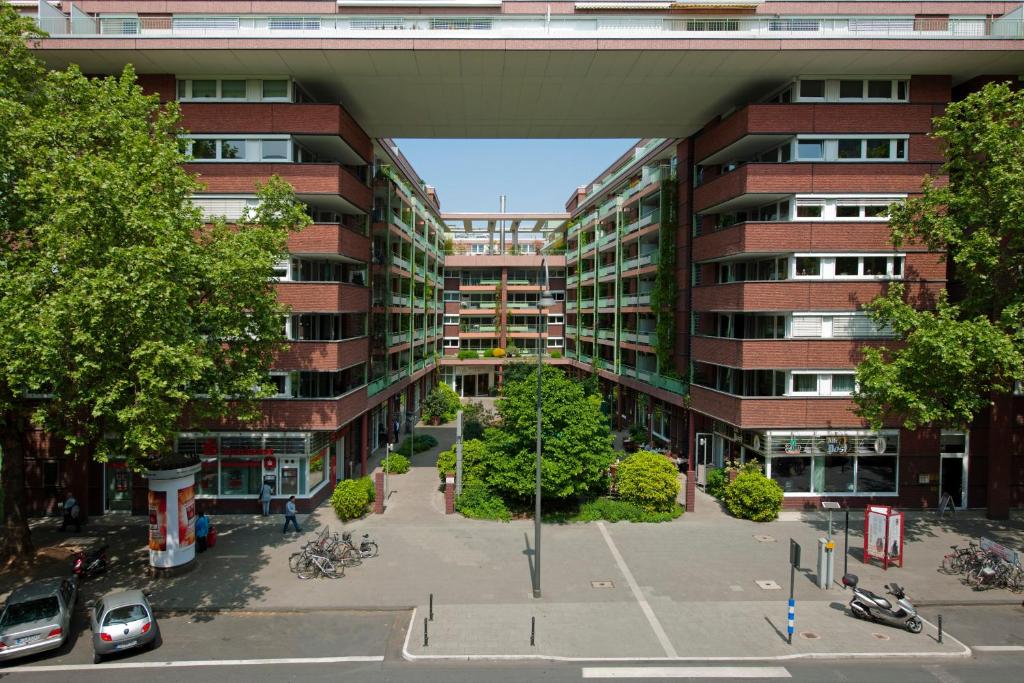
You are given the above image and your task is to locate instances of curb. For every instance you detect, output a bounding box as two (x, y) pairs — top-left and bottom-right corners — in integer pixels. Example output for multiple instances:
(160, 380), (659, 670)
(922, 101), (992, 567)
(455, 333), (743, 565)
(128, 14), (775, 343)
(400, 609), (973, 663)
(917, 600), (1024, 607)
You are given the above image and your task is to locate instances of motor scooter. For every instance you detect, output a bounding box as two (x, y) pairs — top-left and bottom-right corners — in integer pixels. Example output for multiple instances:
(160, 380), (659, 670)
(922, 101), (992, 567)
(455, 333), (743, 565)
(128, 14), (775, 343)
(71, 544), (109, 579)
(842, 573), (922, 633)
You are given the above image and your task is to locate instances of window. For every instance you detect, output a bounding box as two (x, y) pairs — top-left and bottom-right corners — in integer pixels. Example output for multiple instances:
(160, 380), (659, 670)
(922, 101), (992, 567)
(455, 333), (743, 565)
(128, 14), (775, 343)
(835, 257), (859, 276)
(791, 374), (818, 393)
(308, 449), (326, 490)
(838, 139), (862, 159)
(867, 80), (893, 98)
(797, 139), (825, 160)
(795, 257), (820, 276)
(262, 80), (289, 99)
(862, 256), (888, 276)
(830, 374), (856, 394)
(443, 337), (459, 348)
(220, 139), (246, 160)
(220, 79), (246, 98)
(103, 604), (149, 626)
(190, 139), (217, 160)
(547, 314), (564, 325)
(788, 78), (908, 103)
(443, 314), (459, 325)
(796, 205), (822, 219)
(42, 461), (60, 488)
(547, 337), (564, 348)
(443, 291), (460, 302)
(261, 139), (289, 161)
(191, 80), (217, 98)
(799, 80), (825, 98)
(839, 80), (864, 98)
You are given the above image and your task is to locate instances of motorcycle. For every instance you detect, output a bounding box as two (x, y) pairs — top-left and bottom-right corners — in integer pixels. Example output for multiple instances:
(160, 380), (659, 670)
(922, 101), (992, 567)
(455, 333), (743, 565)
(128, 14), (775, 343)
(842, 573), (922, 633)
(72, 544), (109, 579)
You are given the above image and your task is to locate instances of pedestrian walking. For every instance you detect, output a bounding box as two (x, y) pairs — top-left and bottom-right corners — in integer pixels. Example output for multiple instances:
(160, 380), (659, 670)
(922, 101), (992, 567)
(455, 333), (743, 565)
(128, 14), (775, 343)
(282, 496), (301, 534)
(59, 492), (81, 532)
(195, 511), (210, 553)
(393, 417), (400, 442)
(259, 480), (273, 517)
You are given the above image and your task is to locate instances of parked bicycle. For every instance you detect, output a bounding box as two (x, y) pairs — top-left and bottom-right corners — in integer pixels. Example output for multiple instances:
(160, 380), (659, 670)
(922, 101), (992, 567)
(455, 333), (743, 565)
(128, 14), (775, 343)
(337, 531), (379, 566)
(286, 527), (379, 578)
(939, 542), (1023, 593)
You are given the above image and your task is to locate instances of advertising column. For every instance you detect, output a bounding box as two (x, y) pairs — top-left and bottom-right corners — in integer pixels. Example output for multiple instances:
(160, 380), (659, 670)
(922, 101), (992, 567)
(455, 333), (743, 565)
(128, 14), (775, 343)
(147, 465), (201, 570)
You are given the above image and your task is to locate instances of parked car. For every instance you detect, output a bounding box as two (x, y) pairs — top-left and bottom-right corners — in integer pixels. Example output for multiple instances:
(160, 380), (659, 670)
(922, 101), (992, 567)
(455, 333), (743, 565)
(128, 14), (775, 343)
(0, 577), (78, 663)
(90, 590), (159, 663)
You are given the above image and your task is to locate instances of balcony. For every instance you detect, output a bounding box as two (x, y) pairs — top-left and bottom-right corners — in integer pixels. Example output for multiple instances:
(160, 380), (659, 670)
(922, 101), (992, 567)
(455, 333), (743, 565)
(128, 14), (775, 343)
(695, 103), (936, 165)
(367, 376), (388, 396)
(693, 162), (942, 214)
(690, 386), (865, 428)
(390, 254), (411, 271)
(179, 102), (371, 163)
(691, 280), (943, 313)
(276, 282), (369, 312)
(693, 222), (897, 262)
(623, 208), (660, 236)
(598, 264), (617, 278)
(388, 331), (410, 346)
(288, 224), (370, 262)
(691, 336), (887, 370)
(187, 162), (372, 213)
(273, 338), (369, 371)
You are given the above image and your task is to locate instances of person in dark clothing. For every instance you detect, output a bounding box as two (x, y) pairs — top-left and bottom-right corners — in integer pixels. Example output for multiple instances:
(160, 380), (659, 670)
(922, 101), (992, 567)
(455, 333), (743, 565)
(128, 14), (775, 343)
(195, 512), (210, 552)
(60, 492), (81, 532)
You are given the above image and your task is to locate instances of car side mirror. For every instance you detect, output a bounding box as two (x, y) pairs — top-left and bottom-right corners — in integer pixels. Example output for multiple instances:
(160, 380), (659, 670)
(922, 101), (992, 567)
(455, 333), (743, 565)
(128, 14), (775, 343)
(143, 590), (153, 598)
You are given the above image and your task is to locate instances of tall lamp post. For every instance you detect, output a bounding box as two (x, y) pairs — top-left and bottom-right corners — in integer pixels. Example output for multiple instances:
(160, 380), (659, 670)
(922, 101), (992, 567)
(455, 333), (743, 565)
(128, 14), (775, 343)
(533, 258), (555, 599)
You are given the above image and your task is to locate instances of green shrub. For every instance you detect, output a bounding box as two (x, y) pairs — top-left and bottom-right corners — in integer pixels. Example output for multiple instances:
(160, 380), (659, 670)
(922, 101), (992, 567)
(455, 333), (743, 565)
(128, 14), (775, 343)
(723, 469), (784, 522)
(421, 383), (461, 423)
(436, 439), (488, 485)
(549, 350), (562, 359)
(330, 478), (371, 520)
(616, 451), (680, 512)
(548, 497), (683, 523)
(482, 348), (495, 358)
(458, 349), (478, 360)
(506, 344), (520, 357)
(395, 434), (438, 456)
(455, 481), (511, 521)
(360, 476), (375, 504)
(436, 448), (456, 482)
(706, 467), (728, 499)
(462, 401), (495, 441)
(627, 424), (647, 443)
(381, 453), (410, 474)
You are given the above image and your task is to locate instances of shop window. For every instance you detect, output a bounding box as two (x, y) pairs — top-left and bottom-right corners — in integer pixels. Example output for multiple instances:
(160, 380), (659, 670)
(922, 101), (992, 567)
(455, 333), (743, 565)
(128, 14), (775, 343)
(856, 455), (898, 492)
(219, 457), (262, 496)
(308, 449), (326, 491)
(817, 455), (855, 492)
(771, 455), (812, 493)
(197, 458), (219, 495)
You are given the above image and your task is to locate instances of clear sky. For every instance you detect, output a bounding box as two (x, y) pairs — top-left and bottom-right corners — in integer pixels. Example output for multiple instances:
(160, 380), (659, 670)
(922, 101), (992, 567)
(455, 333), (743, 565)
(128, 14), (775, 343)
(393, 139), (638, 213)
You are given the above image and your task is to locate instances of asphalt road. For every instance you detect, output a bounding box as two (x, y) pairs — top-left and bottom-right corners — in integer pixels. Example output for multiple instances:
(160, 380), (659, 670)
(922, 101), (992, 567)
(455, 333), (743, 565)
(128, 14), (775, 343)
(0, 605), (1020, 682)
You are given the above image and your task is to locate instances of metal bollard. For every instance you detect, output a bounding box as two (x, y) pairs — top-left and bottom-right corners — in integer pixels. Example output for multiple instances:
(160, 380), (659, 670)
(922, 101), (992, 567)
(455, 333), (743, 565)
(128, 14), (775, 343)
(429, 593), (434, 621)
(424, 617), (428, 647)
(938, 614), (943, 644)
(530, 616), (535, 647)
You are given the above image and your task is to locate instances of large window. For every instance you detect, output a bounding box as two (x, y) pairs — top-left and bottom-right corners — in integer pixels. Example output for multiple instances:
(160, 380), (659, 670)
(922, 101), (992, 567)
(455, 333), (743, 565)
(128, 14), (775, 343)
(176, 78), (293, 102)
(766, 433), (899, 495)
(792, 136), (908, 162)
(184, 136), (293, 162)
(307, 449), (326, 491)
(772, 78), (909, 104)
(792, 254), (904, 279)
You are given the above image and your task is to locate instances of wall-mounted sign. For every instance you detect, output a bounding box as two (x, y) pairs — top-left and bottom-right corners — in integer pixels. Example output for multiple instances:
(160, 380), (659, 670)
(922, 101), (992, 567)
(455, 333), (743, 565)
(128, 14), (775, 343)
(783, 435), (801, 455)
(874, 436), (888, 454)
(264, 456), (277, 470)
(825, 436), (848, 455)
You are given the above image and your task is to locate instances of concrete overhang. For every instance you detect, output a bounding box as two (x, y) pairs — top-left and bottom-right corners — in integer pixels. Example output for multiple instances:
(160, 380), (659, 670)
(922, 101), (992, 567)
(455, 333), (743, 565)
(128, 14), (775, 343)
(33, 42), (1024, 138)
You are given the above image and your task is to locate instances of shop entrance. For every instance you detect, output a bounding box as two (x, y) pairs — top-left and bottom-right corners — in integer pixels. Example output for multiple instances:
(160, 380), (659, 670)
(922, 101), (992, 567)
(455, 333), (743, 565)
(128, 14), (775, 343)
(103, 461), (132, 512)
(940, 456), (967, 508)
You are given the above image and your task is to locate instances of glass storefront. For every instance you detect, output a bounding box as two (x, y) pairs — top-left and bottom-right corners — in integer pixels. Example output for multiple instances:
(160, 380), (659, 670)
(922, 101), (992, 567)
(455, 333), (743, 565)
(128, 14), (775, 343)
(176, 432), (333, 499)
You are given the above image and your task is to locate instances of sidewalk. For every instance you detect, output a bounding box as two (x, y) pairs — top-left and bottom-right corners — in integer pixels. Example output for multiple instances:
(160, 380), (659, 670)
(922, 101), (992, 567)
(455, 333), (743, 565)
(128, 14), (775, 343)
(3, 438), (1021, 661)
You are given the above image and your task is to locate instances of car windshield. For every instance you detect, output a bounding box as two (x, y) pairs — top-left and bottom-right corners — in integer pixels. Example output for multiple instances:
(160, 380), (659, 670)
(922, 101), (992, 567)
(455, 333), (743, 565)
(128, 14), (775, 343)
(0, 597), (59, 628)
(103, 604), (148, 626)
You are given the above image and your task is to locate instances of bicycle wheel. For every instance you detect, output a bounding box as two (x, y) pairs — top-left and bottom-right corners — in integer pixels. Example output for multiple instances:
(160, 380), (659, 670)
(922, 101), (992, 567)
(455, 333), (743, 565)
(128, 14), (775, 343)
(288, 552), (304, 574)
(940, 554), (958, 575)
(361, 542), (379, 559)
(338, 546), (362, 567)
(297, 557), (319, 580)
(321, 557), (344, 579)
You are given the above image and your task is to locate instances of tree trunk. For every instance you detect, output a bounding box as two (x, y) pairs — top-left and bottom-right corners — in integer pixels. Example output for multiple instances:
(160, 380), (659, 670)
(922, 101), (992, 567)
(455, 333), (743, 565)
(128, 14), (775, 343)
(1, 410), (35, 565)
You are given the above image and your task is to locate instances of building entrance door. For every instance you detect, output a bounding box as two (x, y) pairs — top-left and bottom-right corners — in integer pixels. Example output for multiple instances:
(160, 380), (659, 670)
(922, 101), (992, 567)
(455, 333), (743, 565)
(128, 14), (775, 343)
(940, 456), (967, 508)
(695, 432), (712, 488)
(104, 461), (132, 512)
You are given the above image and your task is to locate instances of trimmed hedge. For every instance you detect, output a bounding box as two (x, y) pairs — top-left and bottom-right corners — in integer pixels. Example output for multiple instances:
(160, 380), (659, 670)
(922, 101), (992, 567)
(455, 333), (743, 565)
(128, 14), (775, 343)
(395, 434), (438, 456)
(723, 469), (783, 522)
(330, 478), (373, 520)
(546, 497), (683, 523)
(455, 481), (511, 522)
(381, 453), (410, 474)
(616, 451), (680, 513)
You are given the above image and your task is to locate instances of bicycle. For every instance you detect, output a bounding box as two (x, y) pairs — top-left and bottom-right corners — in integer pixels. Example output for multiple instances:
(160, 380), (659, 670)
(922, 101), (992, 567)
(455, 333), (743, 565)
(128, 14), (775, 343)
(337, 531), (379, 566)
(940, 543), (980, 575)
(297, 551), (343, 579)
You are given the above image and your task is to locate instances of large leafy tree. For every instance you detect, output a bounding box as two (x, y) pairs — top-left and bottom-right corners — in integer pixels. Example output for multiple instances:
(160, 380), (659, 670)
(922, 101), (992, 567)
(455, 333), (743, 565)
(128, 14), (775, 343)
(854, 82), (1024, 516)
(0, 3), (310, 558)
(483, 365), (615, 504)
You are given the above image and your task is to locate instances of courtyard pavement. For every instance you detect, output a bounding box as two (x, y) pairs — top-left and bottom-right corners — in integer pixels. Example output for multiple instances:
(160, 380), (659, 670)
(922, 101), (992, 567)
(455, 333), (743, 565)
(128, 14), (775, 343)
(4, 423), (1022, 662)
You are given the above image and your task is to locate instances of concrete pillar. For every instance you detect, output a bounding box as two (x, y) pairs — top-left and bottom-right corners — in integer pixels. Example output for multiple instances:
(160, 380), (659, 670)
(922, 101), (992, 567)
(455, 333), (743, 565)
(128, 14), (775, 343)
(374, 472), (384, 514)
(986, 393), (1013, 519)
(444, 472), (455, 514)
(360, 412), (369, 477)
(686, 410), (696, 513)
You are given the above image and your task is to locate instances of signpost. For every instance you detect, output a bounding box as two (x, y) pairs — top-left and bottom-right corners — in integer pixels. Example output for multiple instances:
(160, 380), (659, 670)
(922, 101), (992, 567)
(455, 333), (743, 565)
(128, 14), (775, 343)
(455, 410), (464, 496)
(788, 539), (801, 645)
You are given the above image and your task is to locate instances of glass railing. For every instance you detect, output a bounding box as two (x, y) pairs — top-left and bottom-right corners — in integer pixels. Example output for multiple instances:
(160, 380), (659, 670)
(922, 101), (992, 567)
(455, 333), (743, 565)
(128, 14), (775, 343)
(367, 376), (388, 396)
(391, 255), (410, 271)
(597, 297), (615, 308)
(461, 325), (498, 333)
(597, 233), (616, 248)
(597, 329), (615, 340)
(598, 264), (617, 277)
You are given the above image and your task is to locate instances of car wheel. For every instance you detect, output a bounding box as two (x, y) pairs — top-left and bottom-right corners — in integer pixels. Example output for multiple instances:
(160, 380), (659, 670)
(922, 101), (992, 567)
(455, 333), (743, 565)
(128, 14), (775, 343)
(93, 653), (103, 664)
(150, 630), (162, 650)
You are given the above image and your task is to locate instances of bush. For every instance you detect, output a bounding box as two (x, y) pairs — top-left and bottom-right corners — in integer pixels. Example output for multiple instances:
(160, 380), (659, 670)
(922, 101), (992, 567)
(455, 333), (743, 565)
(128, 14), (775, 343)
(395, 434), (438, 456)
(330, 478), (372, 520)
(616, 451), (680, 512)
(506, 344), (520, 357)
(458, 349), (479, 360)
(627, 424), (647, 443)
(706, 467), (728, 499)
(492, 347), (506, 358)
(549, 350), (562, 359)
(482, 348), (495, 358)
(548, 497), (683, 523)
(723, 469), (784, 522)
(455, 481), (511, 521)
(421, 383), (461, 423)
(436, 448), (456, 482)
(462, 401), (496, 441)
(360, 476), (375, 504)
(381, 453), (410, 474)
(436, 439), (488, 485)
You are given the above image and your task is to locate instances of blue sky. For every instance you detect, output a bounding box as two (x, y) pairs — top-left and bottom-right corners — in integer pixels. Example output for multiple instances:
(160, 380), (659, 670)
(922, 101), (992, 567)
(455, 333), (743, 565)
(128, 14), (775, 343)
(393, 139), (637, 213)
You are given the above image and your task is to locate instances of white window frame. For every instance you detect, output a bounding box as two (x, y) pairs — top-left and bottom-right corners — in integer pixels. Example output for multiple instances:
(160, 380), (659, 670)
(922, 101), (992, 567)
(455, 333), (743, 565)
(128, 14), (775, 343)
(177, 77), (292, 102)
(267, 372), (291, 398)
(185, 135), (292, 163)
(443, 337), (459, 348)
(546, 337), (564, 348)
(792, 135), (910, 163)
(792, 194), (905, 222)
(443, 314), (459, 325)
(547, 314), (564, 325)
(787, 77), (910, 104)
(787, 371), (857, 397)
(791, 253), (905, 280)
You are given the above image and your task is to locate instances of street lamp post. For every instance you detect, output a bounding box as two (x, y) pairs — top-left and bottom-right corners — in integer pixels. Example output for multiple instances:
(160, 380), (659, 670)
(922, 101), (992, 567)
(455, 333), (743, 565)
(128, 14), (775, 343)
(533, 258), (555, 599)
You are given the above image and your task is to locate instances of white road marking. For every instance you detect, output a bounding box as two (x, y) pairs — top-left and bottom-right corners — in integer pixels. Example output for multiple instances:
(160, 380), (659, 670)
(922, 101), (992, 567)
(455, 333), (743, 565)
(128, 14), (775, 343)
(972, 645), (1024, 652)
(582, 666), (791, 678)
(597, 522), (678, 659)
(7, 655), (384, 673)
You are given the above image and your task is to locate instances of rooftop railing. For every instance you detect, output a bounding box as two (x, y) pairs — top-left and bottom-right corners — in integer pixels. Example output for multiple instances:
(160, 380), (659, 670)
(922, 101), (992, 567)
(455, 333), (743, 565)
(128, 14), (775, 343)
(33, 14), (1015, 40)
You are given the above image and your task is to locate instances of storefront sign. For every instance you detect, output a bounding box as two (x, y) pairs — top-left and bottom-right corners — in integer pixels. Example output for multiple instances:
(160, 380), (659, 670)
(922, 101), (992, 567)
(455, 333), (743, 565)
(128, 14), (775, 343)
(783, 435), (801, 455)
(874, 436), (888, 454)
(264, 456), (277, 470)
(825, 436), (848, 454)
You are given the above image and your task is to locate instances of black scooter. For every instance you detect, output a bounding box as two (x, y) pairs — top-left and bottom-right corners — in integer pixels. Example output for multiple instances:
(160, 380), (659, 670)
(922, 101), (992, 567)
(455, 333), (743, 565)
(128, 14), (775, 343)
(71, 544), (109, 579)
(842, 573), (922, 633)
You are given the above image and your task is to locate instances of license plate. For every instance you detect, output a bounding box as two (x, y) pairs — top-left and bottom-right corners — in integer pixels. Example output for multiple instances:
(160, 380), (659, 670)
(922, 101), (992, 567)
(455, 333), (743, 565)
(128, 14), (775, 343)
(15, 636), (39, 646)
(115, 640), (138, 650)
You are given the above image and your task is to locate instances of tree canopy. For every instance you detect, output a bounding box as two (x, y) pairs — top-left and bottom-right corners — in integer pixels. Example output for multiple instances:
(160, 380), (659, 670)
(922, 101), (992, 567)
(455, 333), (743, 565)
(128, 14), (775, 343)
(854, 82), (1024, 430)
(0, 2), (310, 557)
(483, 365), (615, 503)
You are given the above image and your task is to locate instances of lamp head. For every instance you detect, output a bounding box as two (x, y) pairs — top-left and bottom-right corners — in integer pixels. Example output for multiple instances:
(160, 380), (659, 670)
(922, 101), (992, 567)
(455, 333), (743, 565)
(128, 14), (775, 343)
(538, 291), (556, 309)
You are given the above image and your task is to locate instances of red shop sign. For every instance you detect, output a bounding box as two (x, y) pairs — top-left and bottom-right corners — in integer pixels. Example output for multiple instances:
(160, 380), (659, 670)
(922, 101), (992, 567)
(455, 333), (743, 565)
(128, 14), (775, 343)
(264, 457), (277, 470)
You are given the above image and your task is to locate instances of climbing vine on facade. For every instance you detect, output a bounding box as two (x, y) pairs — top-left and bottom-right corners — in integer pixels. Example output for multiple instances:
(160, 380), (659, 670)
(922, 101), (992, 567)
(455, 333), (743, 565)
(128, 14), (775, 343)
(650, 178), (678, 375)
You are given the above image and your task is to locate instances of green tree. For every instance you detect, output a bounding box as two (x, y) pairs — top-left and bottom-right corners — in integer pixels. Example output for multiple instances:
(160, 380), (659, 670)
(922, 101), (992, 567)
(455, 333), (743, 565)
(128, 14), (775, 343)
(483, 365), (615, 504)
(0, 9), (309, 558)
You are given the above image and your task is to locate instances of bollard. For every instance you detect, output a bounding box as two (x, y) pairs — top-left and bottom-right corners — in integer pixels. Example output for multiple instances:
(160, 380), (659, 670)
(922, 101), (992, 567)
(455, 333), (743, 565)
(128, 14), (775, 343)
(429, 593), (434, 621)
(423, 617), (428, 647)
(938, 614), (943, 644)
(787, 599), (795, 645)
(530, 616), (535, 647)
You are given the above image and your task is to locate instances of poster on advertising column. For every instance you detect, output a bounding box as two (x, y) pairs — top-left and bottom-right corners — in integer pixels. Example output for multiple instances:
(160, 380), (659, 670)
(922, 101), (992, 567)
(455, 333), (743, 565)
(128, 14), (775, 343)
(178, 484), (196, 549)
(148, 490), (166, 551)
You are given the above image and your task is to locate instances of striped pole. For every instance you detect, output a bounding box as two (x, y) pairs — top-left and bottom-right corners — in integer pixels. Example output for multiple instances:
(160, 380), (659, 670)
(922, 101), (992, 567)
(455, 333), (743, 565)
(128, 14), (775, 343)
(787, 599), (795, 645)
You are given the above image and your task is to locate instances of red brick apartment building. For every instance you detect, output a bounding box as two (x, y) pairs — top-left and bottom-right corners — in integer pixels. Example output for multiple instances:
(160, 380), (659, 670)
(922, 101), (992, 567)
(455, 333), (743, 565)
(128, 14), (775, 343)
(15, 0), (1024, 517)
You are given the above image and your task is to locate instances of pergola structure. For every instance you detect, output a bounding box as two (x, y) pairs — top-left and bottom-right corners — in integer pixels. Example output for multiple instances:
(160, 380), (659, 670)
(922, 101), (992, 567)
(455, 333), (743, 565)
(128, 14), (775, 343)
(443, 212), (569, 255)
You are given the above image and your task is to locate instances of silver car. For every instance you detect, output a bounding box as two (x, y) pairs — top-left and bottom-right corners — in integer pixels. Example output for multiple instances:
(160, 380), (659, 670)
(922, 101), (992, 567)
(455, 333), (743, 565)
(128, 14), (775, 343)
(90, 590), (159, 663)
(0, 577), (78, 663)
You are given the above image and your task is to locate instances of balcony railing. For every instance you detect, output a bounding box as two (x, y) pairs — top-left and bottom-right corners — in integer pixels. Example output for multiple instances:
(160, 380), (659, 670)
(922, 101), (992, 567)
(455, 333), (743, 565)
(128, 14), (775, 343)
(367, 376), (388, 396)
(598, 264), (617, 278)
(42, 15), (1012, 40)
